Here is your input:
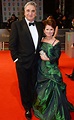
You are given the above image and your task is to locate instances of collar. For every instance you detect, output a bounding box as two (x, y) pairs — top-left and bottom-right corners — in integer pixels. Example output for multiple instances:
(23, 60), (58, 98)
(25, 17), (34, 26)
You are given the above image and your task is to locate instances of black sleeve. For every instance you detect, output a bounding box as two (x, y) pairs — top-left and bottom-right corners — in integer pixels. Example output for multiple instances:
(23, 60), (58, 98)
(49, 42), (61, 64)
(9, 21), (18, 61)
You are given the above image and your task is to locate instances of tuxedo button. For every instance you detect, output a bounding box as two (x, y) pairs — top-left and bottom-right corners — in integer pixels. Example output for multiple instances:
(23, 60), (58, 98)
(34, 51), (36, 54)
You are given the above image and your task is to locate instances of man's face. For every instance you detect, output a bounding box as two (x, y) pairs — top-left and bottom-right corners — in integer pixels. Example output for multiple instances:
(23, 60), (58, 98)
(24, 4), (36, 22)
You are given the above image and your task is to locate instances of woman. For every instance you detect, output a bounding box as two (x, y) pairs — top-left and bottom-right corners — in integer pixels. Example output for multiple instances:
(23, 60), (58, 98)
(33, 17), (74, 120)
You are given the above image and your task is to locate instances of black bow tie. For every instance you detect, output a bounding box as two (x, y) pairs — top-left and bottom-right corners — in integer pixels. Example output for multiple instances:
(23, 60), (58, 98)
(29, 22), (34, 26)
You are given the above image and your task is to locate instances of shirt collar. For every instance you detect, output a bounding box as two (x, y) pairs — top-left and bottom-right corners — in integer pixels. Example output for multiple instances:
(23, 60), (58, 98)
(25, 17), (34, 26)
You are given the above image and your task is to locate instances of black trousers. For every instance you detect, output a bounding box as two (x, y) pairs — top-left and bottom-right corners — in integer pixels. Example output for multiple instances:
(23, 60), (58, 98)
(16, 61), (37, 110)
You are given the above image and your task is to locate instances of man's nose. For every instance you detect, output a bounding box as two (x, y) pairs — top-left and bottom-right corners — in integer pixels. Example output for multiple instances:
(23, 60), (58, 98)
(29, 11), (32, 15)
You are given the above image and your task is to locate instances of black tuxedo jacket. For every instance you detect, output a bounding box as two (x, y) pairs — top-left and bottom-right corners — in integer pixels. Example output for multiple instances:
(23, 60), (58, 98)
(9, 18), (43, 68)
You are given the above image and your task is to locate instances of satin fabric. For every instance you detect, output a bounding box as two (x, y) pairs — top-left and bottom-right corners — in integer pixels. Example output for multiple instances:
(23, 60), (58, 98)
(33, 42), (74, 120)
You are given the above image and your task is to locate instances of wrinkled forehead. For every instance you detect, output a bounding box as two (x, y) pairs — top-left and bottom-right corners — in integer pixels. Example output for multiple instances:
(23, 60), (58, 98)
(24, 4), (36, 11)
(24, 2), (37, 10)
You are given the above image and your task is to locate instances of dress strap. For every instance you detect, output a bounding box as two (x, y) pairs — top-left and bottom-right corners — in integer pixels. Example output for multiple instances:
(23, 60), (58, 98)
(52, 39), (56, 45)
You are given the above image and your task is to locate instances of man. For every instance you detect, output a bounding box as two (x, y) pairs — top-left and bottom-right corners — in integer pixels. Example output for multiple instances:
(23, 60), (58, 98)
(9, 1), (43, 120)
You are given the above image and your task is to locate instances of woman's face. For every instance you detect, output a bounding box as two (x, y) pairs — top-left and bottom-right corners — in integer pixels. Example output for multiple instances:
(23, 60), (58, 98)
(44, 25), (54, 37)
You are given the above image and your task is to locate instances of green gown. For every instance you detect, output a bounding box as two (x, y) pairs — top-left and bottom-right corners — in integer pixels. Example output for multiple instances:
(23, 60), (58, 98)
(33, 42), (74, 120)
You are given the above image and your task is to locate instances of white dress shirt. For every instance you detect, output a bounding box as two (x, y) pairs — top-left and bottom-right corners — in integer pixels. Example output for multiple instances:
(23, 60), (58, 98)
(25, 17), (38, 50)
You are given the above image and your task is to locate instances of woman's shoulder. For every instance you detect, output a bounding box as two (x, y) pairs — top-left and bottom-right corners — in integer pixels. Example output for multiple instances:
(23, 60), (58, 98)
(53, 38), (60, 46)
(55, 39), (60, 43)
(41, 37), (45, 42)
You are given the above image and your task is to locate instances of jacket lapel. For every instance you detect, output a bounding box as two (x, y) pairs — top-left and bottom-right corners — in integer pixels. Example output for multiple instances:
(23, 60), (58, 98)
(21, 19), (42, 51)
(35, 21), (42, 48)
(22, 19), (35, 48)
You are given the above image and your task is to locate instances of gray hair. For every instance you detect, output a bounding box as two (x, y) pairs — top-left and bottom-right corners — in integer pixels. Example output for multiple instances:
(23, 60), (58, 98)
(24, 1), (37, 10)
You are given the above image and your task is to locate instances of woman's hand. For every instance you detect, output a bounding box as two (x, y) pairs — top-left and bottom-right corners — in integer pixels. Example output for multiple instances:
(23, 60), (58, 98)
(39, 50), (49, 61)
